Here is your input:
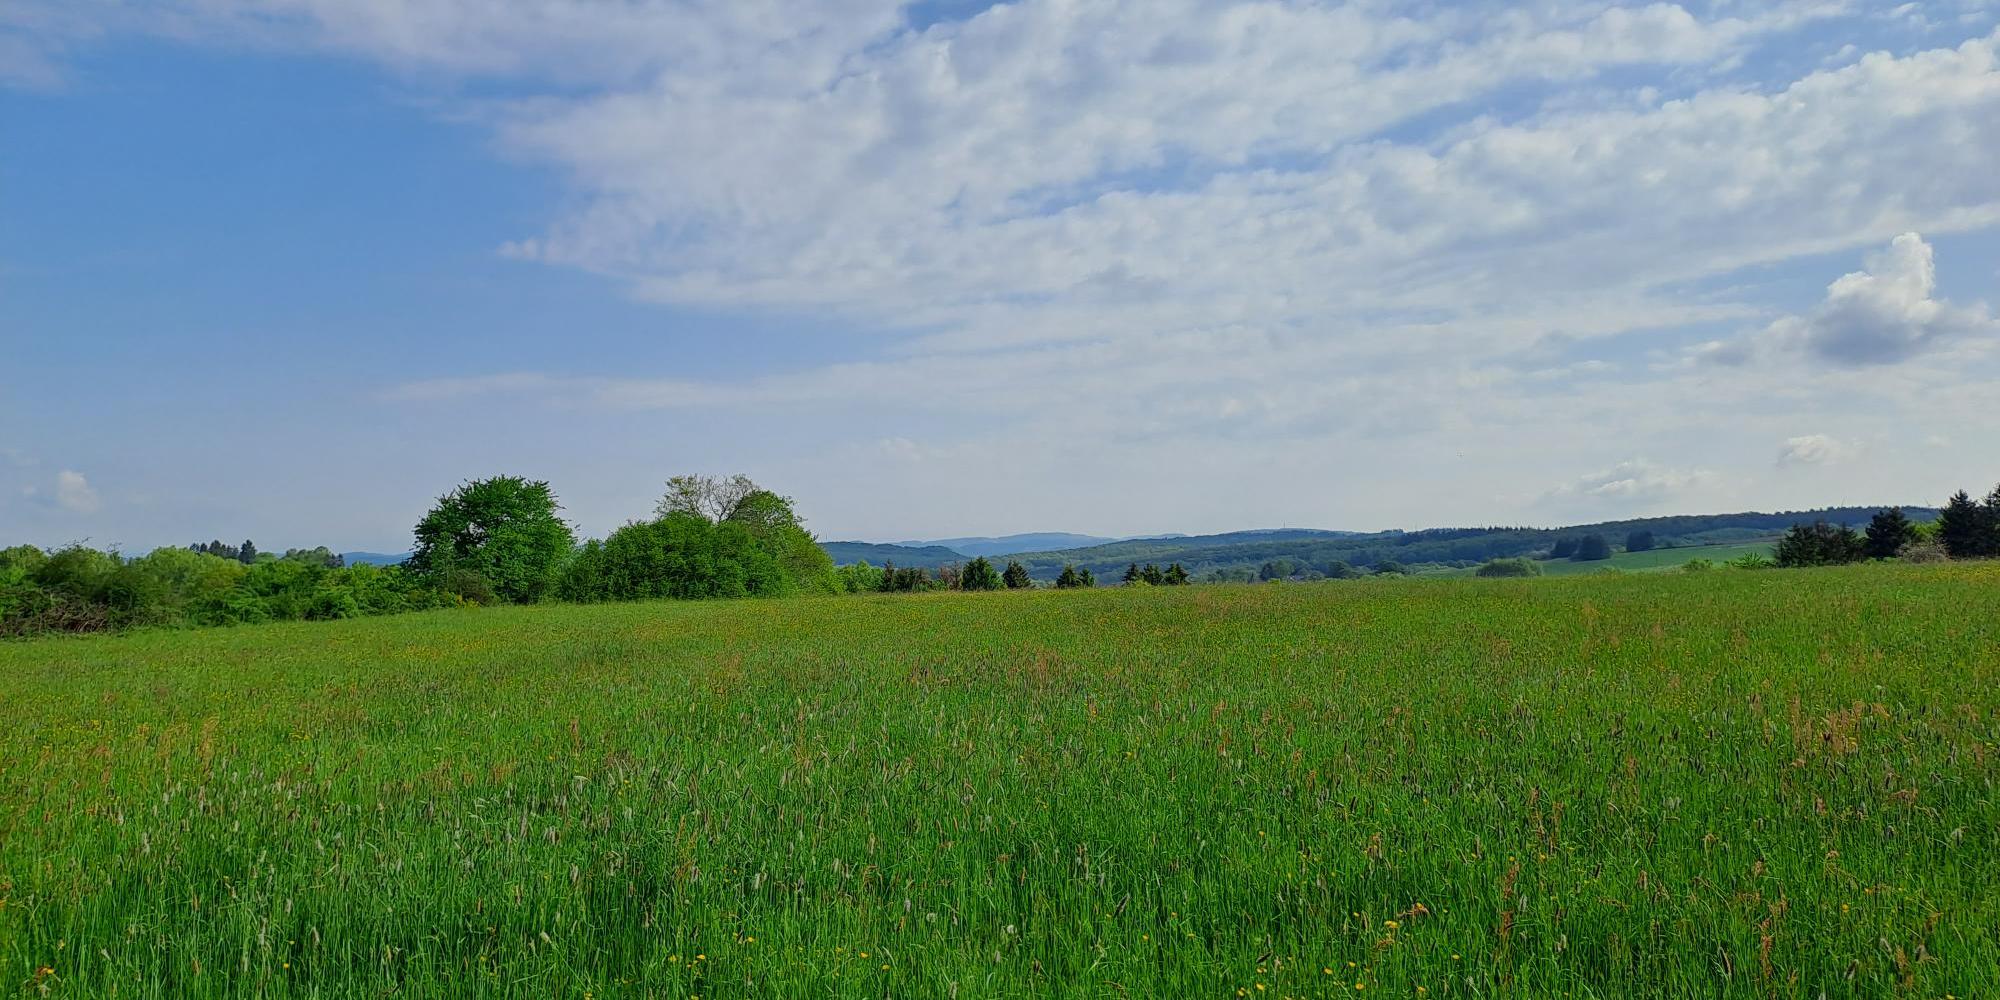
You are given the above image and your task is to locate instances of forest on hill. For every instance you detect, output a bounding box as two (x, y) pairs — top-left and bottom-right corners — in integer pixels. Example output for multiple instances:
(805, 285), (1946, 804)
(831, 507), (1939, 582)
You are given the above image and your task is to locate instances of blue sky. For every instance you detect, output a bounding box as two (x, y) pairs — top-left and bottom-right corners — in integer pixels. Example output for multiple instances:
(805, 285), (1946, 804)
(3, 0), (1998, 553)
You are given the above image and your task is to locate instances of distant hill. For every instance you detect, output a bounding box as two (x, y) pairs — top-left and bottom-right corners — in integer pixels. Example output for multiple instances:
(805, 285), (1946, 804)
(341, 551), (410, 567)
(819, 541), (966, 570)
(994, 508), (1934, 582)
(895, 533), (1118, 558)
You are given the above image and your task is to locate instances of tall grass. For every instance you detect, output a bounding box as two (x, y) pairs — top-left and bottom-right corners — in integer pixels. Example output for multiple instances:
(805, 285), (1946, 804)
(2, 564), (1995, 997)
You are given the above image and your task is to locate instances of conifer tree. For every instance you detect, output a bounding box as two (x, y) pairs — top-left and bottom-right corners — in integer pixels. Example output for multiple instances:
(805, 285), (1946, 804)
(1864, 508), (1917, 560)
(1002, 560), (1032, 589)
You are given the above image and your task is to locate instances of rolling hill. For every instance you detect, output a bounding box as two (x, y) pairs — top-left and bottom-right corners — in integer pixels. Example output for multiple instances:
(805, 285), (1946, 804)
(824, 507), (1934, 582)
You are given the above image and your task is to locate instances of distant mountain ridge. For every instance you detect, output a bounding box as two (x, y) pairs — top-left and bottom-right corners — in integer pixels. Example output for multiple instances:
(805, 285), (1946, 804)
(821, 507), (1934, 582)
(818, 541), (967, 570)
(893, 533), (1118, 557)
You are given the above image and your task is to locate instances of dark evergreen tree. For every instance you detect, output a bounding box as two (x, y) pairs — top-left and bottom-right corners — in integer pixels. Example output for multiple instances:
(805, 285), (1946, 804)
(1122, 563), (1141, 585)
(1140, 563), (1165, 586)
(1164, 562), (1191, 586)
(961, 556), (1002, 591)
(1571, 535), (1612, 562)
(1078, 567), (1096, 587)
(1936, 490), (1995, 558)
(1864, 508), (1917, 560)
(1054, 564), (1083, 589)
(1002, 560), (1032, 590)
(1775, 521), (1867, 567)
(238, 540), (258, 565)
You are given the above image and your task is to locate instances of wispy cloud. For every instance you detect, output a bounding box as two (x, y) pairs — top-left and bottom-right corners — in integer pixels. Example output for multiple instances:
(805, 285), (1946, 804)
(54, 470), (101, 513)
(10, 2), (2000, 537)
(1778, 434), (1854, 467)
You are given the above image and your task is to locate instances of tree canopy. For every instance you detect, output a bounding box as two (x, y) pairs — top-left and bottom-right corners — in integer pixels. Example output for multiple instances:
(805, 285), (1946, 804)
(409, 476), (576, 604)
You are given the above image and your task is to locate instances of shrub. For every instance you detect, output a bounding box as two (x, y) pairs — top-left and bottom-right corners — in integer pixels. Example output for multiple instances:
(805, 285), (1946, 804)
(1475, 558), (1542, 578)
(837, 560), (886, 594)
(1681, 559), (1715, 573)
(1899, 540), (1950, 564)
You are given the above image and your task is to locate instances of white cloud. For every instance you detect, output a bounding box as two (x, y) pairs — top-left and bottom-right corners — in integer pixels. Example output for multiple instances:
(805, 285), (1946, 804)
(1778, 434), (1853, 466)
(10, 2), (2000, 537)
(1546, 460), (1720, 503)
(54, 470), (101, 513)
(1773, 234), (1994, 364)
(1696, 233), (1997, 367)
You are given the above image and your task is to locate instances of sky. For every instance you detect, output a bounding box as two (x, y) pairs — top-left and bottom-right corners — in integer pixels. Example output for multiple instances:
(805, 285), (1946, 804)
(2, 0), (1998, 553)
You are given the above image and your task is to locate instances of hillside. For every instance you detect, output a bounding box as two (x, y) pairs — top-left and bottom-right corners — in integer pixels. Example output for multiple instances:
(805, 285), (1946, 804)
(818, 540), (966, 569)
(983, 506), (1933, 581)
(895, 532), (1118, 557)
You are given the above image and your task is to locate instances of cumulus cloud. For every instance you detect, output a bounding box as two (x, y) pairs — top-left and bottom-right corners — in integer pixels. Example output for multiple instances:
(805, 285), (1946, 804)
(1777, 434), (1853, 466)
(54, 470), (101, 513)
(1775, 234), (1994, 365)
(1698, 234), (1997, 367)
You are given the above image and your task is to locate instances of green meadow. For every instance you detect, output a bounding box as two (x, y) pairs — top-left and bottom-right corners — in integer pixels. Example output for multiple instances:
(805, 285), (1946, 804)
(1531, 541), (1780, 576)
(3, 564), (1996, 998)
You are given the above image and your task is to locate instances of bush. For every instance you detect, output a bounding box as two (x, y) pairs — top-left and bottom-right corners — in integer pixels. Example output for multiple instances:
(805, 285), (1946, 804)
(837, 560), (886, 594)
(1475, 558), (1542, 578)
(879, 564), (938, 593)
(1681, 559), (1715, 573)
(559, 514), (792, 603)
(1899, 540), (1950, 564)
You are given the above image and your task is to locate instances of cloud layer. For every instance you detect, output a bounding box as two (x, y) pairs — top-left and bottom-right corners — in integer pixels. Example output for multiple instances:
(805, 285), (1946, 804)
(8, 1), (2000, 540)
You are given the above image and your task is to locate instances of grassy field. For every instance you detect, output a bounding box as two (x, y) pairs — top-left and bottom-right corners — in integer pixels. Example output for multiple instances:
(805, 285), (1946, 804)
(2, 565), (1996, 998)
(1534, 541), (1779, 576)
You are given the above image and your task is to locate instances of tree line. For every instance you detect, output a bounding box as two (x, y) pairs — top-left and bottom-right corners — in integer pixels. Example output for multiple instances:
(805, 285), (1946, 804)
(1772, 486), (1997, 568)
(1, 473), (839, 638)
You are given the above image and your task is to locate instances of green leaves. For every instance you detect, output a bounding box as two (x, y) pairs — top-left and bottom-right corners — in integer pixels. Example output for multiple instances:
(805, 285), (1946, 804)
(409, 476), (575, 604)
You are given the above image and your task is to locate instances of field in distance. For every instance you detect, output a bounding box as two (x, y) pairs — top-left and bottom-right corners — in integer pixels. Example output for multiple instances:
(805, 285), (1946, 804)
(1431, 540), (1782, 578)
(3, 565), (1997, 997)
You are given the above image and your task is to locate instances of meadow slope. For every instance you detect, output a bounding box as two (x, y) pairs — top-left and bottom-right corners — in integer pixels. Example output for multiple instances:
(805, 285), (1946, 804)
(2, 566), (1996, 998)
